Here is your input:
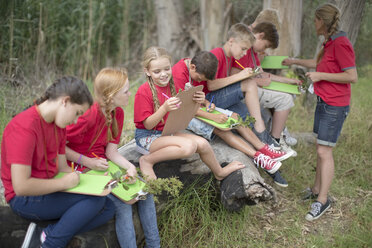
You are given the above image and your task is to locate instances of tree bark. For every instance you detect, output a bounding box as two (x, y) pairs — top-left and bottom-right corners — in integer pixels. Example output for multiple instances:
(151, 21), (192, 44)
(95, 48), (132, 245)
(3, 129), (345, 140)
(330, 0), (366, 46)
(200, 0), (229, 51)
(263, 0), (303, 57)
(154, 0), (185, 61)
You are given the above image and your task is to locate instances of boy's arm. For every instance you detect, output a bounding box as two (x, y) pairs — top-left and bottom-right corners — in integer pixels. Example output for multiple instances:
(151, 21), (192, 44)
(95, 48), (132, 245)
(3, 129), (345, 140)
(207, 68), (253, 91)
(196, 109), (229, 124)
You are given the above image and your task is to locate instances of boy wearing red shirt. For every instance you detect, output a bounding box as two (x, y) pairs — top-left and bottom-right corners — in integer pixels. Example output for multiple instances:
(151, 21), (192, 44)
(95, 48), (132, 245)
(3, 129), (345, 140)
(203, 23), (278, 148)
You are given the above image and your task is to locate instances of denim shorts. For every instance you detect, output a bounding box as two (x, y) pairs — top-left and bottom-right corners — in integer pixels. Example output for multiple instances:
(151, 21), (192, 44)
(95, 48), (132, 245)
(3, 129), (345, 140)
(135, 128), (162, 152)
(313, 96), (349, 147)
(186, 118), (215, 141)
(206, 82), (244, 109)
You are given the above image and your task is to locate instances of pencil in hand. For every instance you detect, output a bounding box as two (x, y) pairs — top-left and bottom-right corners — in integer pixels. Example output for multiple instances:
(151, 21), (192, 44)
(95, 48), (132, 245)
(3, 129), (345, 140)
(71, 162), (74, 172)
(235, 60), (245, 70)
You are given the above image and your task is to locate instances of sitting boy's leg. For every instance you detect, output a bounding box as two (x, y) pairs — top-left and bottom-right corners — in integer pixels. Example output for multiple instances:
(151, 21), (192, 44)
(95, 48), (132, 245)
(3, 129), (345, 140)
(240, 79), (267, 133)
(206, 82), (244, 110)
(272, 109), (290, 139)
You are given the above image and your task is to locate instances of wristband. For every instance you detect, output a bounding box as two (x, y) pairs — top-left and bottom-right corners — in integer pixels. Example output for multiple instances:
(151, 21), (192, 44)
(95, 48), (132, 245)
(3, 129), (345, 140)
(77, 154), (83, 165)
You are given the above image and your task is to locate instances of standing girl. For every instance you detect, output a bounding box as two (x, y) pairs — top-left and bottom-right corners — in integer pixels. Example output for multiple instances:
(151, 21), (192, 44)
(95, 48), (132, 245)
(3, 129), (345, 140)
(134, 46), (245, 180)
(282, 3), (358, 221)
(65, 68), (160, 248)
(1, 76), (115, 248)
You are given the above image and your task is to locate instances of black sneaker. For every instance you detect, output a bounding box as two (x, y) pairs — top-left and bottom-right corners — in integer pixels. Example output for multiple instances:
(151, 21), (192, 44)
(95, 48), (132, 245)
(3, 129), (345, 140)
(21, 222), (43, 248)
(266, 170), (288, 187)
(305, 198), (331, 221)
(302, 187), (318, 201)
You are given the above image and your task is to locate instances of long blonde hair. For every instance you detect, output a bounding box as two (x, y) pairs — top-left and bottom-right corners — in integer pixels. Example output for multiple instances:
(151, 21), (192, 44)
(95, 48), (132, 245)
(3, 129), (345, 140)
(94, 67), (128, 141)
(142, 46), (177, 112)
(315, 3), (341, 64)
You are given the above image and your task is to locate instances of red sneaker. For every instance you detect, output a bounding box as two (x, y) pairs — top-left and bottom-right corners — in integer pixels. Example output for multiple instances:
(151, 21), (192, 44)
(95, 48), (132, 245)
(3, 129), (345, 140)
(259, 144), (294, 162)
(253, 152), (282, 174)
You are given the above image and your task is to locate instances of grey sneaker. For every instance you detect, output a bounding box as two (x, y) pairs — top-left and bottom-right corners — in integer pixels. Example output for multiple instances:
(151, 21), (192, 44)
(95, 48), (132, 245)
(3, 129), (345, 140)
(305, 198), (331, 221)
(283, 127), (297, 146)
(302, 187), (318, 201)
(280, 135), (297, 157)
(21, 222), (44, 248)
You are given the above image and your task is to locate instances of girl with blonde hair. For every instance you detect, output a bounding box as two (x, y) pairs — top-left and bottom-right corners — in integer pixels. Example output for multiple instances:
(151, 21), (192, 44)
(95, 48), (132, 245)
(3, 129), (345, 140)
(134, 46), (245, 180)
(66, 68), (160, 248)
(283, 3), (358, 221)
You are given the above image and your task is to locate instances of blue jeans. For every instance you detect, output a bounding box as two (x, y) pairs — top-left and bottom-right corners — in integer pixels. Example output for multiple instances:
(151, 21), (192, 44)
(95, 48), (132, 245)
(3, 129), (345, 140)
(313, 96), (349, 147)
(107, 194), (160, 248)
(135, 129), (162, 152)
(206, 83), (250, 120)
(9, 192), (115, 248)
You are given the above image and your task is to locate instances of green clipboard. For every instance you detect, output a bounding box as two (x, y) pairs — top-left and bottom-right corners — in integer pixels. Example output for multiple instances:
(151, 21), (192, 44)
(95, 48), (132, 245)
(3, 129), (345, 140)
(55, 172), (112, 196)
(263, 81), (301, 95)
(86, 161), (147, 202)
(261, 56), (289, 69)
(195, 107), (239, 130)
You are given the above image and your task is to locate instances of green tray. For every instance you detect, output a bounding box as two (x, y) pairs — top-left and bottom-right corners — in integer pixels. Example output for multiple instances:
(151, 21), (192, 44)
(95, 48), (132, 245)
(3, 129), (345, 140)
(196, 107), (239, 130)
(263, 81), (301, 95)
(55, 172), (111, 196)
(261, 56), (289, 69)
(87, 161), (146, 201)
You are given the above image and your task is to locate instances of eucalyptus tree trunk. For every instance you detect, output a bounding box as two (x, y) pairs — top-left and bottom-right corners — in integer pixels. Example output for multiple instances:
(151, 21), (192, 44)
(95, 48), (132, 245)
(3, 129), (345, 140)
(200, 0), (231, 51)
(263, 0), (303, 57)
(330, 0), (366, 46)
(154, 0), (185, 61)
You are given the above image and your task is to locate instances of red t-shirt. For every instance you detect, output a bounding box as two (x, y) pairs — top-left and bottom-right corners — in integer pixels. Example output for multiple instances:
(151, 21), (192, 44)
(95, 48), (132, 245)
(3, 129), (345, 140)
(315, 32), (355, 106)
(66, 102), (124, 171)
(134, 82), (175, 131)
(1, 106), (66, 202)
(233, 48), (261, 69)
(172, 58), (207, 92)
(198, 47), (236, 94)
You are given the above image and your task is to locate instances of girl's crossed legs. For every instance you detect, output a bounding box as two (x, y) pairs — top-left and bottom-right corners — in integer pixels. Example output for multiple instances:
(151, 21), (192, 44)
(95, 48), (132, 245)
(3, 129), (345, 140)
(139, 132), (244, 180)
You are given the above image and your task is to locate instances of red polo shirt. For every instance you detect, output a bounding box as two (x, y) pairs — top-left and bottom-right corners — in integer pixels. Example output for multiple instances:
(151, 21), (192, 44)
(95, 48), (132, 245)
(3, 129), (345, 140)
(198, 47), (237, 94)
(1, 106), (66, 202)
(315, 32), (355, 106)
(233, 48), (260, 69)
(134, 82), (175, 131)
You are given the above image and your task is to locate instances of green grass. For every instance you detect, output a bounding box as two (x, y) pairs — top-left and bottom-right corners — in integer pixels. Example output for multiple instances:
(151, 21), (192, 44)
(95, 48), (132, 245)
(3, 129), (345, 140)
(1, 72), (371, 248)
(156, 75), (372, 247)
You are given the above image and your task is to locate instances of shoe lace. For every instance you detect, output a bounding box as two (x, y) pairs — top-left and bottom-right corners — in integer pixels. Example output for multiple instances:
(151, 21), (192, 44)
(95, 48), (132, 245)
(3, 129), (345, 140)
(267, 145), (285, 155)
(309, 202), (322, 216)
(254, 153), (276, 170)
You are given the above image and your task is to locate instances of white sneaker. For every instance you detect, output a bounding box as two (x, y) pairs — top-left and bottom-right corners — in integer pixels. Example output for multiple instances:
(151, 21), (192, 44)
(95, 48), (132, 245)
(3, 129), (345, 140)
(280, 135), (297, 157)
(283, 127), (297, 146)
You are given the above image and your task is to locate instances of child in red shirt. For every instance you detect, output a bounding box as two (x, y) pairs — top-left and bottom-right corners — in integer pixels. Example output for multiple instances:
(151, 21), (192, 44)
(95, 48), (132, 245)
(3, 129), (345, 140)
(66, 68), (160, 248)
(282, 3), (357, 221)
(1, 76), (115, 248)
(134, 46), (245, 180)
(172, 51), (292, 175)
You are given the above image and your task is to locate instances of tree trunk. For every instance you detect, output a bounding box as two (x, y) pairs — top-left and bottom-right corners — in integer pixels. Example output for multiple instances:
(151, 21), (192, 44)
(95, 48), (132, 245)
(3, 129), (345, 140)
(200, 0), (230, 51)
(263, 0), (303, 57)
(330, 0), (366, 46)
(119, 136), (276, 212)
(154, 0), (185, 61)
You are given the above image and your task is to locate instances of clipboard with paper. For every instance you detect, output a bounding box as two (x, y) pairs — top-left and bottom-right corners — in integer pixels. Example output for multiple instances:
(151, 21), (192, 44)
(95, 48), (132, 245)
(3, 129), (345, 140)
(162, 85), (203, 136)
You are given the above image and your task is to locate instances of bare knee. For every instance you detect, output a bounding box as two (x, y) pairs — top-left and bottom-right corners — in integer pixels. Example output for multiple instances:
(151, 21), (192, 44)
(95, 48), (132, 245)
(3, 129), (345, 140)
(182, 139), (198, 156)
(195, 137), (212, 153)
(317, 145), (333, 159)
